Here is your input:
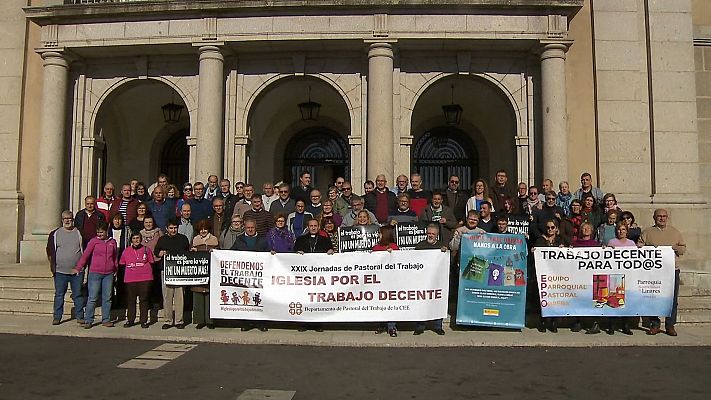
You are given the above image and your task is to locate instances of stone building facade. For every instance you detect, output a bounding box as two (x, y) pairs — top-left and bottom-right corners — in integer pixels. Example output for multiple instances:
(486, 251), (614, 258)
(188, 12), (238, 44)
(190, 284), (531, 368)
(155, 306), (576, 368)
(0, 0), (709, 287)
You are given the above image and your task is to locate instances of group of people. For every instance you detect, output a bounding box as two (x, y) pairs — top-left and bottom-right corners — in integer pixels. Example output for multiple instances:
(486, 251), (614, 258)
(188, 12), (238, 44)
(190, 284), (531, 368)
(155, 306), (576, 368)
(46, 170), (686, 337)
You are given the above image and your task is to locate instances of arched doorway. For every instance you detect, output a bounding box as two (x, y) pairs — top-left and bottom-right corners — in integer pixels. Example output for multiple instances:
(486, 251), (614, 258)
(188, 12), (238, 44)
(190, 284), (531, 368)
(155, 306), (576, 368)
(284, 128), (349, 191)
(412, 127), (478, 191)
(160, 129), (189, 186)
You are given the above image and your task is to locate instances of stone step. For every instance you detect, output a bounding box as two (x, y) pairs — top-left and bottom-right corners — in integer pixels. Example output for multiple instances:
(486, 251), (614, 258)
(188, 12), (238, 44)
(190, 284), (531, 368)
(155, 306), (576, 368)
(0, 287), (65, 302)
(677, 296), (711, 311)
(677, 309), (711, 323)
(0, 299), (54, 315)
(0, 277), (55, 290)
(0, 264), (51, 279)
(679, 286), (711, 297)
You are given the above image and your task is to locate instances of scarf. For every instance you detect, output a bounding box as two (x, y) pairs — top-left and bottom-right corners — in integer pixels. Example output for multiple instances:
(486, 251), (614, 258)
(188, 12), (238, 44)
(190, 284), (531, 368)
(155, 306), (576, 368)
(140, 228), (160, 244)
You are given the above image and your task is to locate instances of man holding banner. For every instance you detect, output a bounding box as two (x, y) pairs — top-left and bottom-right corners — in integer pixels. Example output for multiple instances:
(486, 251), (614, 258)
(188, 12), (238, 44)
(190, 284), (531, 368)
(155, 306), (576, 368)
(294, 218), (334, 332)
(153, 219), (191, 329)
(413, 223), (449, 335)
(638, 209), (686, 337)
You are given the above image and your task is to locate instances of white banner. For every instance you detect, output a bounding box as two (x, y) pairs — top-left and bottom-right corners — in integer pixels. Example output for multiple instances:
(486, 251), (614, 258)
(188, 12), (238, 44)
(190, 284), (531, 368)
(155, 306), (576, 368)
(533, 246), (676, 317)
(210, 249), (450, 322)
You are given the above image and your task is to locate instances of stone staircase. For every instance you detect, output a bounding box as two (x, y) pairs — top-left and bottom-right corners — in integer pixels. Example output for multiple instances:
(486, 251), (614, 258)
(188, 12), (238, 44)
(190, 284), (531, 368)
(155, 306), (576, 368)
(1, 263), (710, 324)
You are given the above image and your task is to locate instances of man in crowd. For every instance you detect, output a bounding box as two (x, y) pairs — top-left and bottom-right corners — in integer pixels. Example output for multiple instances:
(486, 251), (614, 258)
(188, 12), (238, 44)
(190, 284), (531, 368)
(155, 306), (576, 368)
(490, 169), (517, 211)
(307, 189), (323, 217)
(205, 174), (219, 201)
(47, 210), (85, 326)
(230, 218), (270, 332)
(110, 183), (138, 225)
(419, 191), (457, 244)
(234, 181), (246, 202)
(341, 195), (377, 227)
(233, 183), (255, 218)
(388, 194), (417, 225)
(638, 209), (686, 336)
(189, 181), (213, 223)
(175, 182), (194, 218)
(363, 180), (375, 196)
(494, 215), (510, 234)
(393, 174), (409, 195)
(294, 218), (334, 332)
(178, 203), (194, 243)
(261, 182), (279, 211)
(269, 183), (295, 216)
(407, 173), (432, 217)
(243, 194), (274, 235)
(96, 182), (115, 221)
(292, 170), (313, 204)
(208, 197), (229, 237)
(477, 201), (495, 232)
(365, 174), (397, 224)
(538, 179), (554, 203)
(336, 181), (355, 216)
(153, 218), (191, 329)
(531, 191), (564, 242)
(218, 179), (238, 217)
(334, 177), (345, 194)
(443, 174), (468, 225)
(147, 173), (169, 196)
(75, 195), (105, 248)
(574, 172), (604, 206)
(413, 223), (448, 335)
(146, 186), (173, 230)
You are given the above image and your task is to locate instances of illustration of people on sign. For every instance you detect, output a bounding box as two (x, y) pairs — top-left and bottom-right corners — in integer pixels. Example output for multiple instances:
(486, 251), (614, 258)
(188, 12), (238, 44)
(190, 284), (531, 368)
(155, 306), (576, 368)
(592, 274), (625, 308)
(488, 263), (504, 286)
(231, 291), (240, 305)
(220, 290), (229, 305)
(241, 290), (250, 306)
(252, 292), (262, 307)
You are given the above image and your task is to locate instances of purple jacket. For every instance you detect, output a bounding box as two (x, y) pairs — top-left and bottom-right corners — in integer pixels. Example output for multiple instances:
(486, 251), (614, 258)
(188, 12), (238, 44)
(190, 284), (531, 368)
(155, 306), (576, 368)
(76, 236), (118, 275)
(266, 227), (296, 253)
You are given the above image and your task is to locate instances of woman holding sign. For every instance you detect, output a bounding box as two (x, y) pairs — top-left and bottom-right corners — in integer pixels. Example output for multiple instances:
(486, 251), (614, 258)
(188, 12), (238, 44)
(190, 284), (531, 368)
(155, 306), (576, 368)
(605, 222), (636, 335)
(533, 219), (567, 333)
(372, 226), (400, 337)
(119, 232), (155, 328)
(191, 220), (218, 330)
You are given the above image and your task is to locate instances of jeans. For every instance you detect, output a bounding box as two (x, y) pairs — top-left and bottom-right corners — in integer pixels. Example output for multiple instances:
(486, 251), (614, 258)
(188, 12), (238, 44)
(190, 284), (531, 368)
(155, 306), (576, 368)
(85, 272), (114, 324)
(649, 269), (680, 328)
(53, 273), (85, 321)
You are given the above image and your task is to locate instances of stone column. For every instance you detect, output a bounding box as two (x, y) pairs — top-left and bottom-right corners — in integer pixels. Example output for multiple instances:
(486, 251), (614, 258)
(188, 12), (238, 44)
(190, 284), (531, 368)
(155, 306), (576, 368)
(195, 45), (224, 179)
(367, 42), (395, 180)
(34, 51), (69, 235)
(539, 43), (569, 184)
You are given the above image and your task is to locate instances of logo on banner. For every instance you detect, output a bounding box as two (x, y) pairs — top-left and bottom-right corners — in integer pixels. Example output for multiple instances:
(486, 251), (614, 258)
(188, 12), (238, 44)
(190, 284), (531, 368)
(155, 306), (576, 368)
(592, 274), (626, 308)
(289, 302), (303, 316)
(219, 289), (264, 307)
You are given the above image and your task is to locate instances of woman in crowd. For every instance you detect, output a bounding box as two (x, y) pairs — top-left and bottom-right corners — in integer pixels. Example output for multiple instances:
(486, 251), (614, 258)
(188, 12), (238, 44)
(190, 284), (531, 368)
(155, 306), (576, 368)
(556, 181), (574, 217)
(140, 216), (163, 314)
(522, 186), (542, 216)
(109, 213), (130, 313)
(219, 215), (244, 250)
(581, 193), (603, 232)
(191, 220), (218, 329)
(318, 199), (343, 228)
(606, 222), (636, 335)
(321, 216), (339, 252)
(372, 226), (399, 337)
(602, 193), (623, 214)
(596, 210), (619, 246)
(465, 179), (495, 214)
(266, 214), (296, 253)
(573, 221), (601, 334)
(354, 210), (379, 229)
(533, 219), (568, 333)
(287, 200), (312, 236)
(119, 231), (155, 329)
(74, 221), (118, 329)
(619, 210), (642, 244)
(134, 182), (151, 203)
(129, 203), (151, 234)
(166, 184), (180, 201)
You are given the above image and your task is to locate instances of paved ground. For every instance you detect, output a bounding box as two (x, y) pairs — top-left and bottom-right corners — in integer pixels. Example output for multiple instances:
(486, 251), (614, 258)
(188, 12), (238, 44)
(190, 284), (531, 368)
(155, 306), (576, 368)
(1, 313), (710, 348)
(1, 333), (709, 400)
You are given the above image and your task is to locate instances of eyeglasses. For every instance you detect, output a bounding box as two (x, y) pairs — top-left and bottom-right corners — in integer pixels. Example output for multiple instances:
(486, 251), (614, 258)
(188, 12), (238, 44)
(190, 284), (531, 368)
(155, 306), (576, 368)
(546, 197), (556, 201)
(183, 188), (192, 191)
(232, 220), (242, 223)
(62, 217), (73, 221)
(529, 192), (538, 195)
(546, 226), (557, 230)
(235, 185), (244, 189)
(450, 180), (459, 184)
(342, 187), (352, 191)
(279, 190), (289, 194)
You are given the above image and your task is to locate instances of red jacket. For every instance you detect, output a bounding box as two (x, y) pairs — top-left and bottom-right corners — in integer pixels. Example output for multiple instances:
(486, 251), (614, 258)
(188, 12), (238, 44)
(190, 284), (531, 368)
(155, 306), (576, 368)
(110, 197), (139, 224)
(76, 236), (118, 275)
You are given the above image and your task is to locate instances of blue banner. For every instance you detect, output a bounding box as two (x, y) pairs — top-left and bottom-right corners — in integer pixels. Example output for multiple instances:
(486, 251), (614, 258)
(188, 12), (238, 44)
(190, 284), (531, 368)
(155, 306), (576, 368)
(456, 233), (528, 329)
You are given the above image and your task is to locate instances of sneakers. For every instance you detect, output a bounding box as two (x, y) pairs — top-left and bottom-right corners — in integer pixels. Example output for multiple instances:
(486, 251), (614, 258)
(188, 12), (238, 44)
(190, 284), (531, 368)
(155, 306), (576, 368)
(388, 328), (398, 337)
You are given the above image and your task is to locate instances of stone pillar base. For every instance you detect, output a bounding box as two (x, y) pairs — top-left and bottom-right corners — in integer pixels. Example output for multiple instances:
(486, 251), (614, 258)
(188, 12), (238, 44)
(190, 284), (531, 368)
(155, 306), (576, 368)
(0, 190), (23, 263)
(20, 236), (49, 264)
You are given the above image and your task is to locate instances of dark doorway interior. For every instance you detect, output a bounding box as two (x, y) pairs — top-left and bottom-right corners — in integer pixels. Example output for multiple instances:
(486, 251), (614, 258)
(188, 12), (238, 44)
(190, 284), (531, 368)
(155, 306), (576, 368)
(284, 128), (349, 192)
(412, 127), (478, 191)
(160, 129), (189, 187)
